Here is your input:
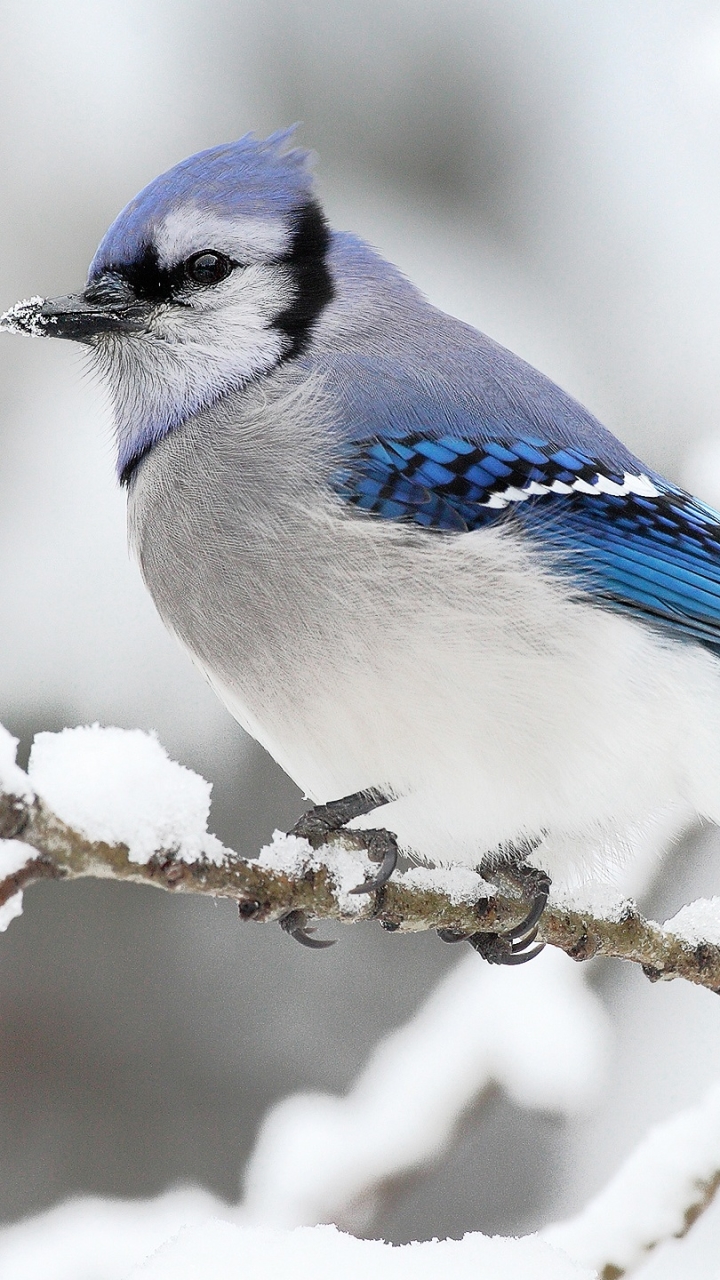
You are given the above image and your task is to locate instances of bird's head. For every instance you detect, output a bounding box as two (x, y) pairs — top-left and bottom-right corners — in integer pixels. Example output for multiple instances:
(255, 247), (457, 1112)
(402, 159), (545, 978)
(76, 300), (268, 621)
(0, 130), (335, 482)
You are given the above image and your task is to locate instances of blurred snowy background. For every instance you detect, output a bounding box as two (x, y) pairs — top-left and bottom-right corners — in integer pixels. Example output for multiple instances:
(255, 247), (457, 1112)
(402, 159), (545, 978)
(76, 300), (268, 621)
(3, 0), (720, 1268)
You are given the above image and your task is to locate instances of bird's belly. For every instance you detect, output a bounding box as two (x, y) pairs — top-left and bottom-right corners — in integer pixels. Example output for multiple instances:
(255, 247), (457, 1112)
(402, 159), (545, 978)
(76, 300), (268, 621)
(174, 530), (720, 879)
(129, 440), (720, 878)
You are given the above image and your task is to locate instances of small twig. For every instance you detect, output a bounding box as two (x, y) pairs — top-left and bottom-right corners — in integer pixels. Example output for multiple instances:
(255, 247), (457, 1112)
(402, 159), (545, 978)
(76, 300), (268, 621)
(1, 780), (720, 992)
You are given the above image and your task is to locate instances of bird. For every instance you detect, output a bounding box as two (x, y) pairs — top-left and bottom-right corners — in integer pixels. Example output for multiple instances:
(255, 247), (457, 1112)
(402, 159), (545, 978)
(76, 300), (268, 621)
(4, 128), (720, 959)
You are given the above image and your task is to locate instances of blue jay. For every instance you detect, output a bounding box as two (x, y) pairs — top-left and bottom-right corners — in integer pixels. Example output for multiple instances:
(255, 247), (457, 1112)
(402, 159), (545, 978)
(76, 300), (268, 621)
(4, 131), (720, 959)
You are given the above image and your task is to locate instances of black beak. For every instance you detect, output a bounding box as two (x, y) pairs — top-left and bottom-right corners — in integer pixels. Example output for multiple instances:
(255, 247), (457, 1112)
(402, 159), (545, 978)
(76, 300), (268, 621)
(1, 275), (146, 344)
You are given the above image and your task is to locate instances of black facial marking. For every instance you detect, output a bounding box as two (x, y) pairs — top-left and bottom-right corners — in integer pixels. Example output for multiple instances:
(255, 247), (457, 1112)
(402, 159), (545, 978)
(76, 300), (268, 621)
(119, 438), (155, 488)
(104, 244), (236, 303)
(112, 244), (181, 303)
(114, 199), (334, 487)
(274, 199), (335, 357)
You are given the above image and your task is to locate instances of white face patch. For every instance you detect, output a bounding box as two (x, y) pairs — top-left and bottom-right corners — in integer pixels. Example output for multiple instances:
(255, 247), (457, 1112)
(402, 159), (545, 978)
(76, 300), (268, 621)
(480, 471), (661, 510)
(154, 206), (292, 269)
(92, 258), (297, 478)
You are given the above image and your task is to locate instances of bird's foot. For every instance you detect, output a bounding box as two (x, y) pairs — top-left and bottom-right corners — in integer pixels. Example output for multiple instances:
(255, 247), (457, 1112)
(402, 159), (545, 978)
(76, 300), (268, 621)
(467, 925), (545, 966)
(282, 789), (398, 947)
(437, 857), (551, 965)
(291, 788), (398, 896)
(347, 826), (400, 896)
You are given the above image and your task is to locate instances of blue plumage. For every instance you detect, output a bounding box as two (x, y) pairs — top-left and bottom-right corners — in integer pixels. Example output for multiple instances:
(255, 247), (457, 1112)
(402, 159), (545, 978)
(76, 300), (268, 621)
(333, 431), (720, 653)
(89, 129), (313, 279)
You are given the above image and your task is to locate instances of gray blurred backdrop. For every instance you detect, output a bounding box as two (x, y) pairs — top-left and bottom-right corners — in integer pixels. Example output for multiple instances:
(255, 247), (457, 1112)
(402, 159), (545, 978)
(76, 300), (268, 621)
(3, 0), (720, 1244)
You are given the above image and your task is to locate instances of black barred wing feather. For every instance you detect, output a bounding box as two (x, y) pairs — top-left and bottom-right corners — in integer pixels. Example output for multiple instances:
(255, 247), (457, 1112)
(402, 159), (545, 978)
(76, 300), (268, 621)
(333, 433), (720, 654)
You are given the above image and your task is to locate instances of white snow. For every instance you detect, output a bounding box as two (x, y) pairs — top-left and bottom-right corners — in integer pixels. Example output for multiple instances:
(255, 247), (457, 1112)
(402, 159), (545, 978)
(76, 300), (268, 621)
(242, 947), (609, 1230)
(553, 881), (636, 923)
(255, 830), (315, 877)
(0, 889), (24, 931)
(132, 1220), (593, 1280)
(27, 726), (226, 865)
(0, 725), (33, 800)
(0, 295), (47, 336)
(0, 1188), (233, 1280)
(0, 841), (32, 931)
(664, 897), (720, 946)
(396, 863), (493, 903)
(0, 839), (35, 877)
(543, 1079), (720, 1275)
(0, 1197), (594, 1280)
(256, 831), (371, 913)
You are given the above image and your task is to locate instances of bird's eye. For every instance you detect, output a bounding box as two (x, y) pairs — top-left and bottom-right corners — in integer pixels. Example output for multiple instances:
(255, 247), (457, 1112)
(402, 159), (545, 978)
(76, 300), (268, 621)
(185, 251), (233, 286)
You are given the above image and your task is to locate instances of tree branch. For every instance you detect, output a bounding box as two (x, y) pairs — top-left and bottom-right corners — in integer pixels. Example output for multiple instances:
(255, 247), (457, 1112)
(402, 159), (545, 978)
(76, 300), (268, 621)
(1, 773), (719, 993)
(543, 1081), (720, 1276)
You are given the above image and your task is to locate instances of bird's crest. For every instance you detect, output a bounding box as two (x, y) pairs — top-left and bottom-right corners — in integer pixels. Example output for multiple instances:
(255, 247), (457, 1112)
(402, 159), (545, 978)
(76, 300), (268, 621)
(89, 128), (314, 279)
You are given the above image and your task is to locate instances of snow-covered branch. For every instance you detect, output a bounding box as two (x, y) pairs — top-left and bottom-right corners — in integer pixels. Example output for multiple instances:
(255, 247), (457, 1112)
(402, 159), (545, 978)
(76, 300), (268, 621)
(243, 946), (609, 1231)
(543, 1082), (720, 1277)
(1, 724), (720, 996)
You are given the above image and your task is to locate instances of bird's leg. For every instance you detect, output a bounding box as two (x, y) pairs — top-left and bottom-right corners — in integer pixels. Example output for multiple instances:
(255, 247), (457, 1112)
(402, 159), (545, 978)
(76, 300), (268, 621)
(437, 848), (551, 966)
(291, 788), (392, 847)
(284, 789), (398, 953)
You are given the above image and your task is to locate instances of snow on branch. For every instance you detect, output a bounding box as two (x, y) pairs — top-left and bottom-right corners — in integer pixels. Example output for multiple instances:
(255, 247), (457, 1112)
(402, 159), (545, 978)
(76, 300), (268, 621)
(0, 1200), (596, 1280)
(243, 947), (608, 1231)
(542, 1082), (720, 1277)
(1, 724), (720, 994)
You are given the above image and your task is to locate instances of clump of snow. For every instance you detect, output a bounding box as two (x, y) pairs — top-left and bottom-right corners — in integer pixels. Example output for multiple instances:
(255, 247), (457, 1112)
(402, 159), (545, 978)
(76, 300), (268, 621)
(0, 890), (23, 931)
(328, 843), (385, 908)
(256, 832), (369, 914)
(397, 864), (493, 904)
(256, 831), (315, 877)
(553, 880), (635, 923)
(133, 1219), (594, 1280)
(28, 726), (225, 865)
(0, 839), (35, 878)
(0, 725), (33, 800)
(543, 1080), (720, 1274)
(0, 295), (48, 336)
(0, 1198), (594, 1280)
(664, 897), (720, 946)
(0, 1187), (233, 1280)
(243, 947), (609, 1230)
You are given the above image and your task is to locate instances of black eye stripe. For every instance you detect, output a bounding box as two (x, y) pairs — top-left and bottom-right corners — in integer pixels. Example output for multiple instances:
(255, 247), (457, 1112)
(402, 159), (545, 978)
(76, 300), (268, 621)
(100, 246), (237, 301)
(98, 197), (334, 339)
(107, 246), (181, 302)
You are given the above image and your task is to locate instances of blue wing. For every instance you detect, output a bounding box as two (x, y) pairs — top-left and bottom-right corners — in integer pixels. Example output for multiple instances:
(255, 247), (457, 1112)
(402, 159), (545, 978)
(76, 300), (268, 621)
(333, 432), (720, 655)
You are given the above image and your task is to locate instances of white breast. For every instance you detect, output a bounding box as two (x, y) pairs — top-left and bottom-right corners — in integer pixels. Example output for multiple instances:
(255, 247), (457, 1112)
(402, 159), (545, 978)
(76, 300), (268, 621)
(128, 371), (720, 890)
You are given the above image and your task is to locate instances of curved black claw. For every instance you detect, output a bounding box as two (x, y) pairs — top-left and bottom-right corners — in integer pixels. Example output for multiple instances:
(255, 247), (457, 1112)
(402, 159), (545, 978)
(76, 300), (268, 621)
(449, 856), (551, 966)
(279, 909), (336, 950)
(494, 942), (546, 965)
(506, 874), (551, 941)
(510, 924), (540, 953)
(349, 829), (399, 895)
(468, 930), (545, 965)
